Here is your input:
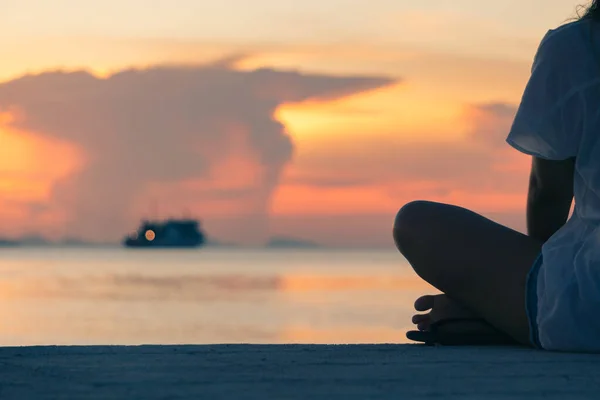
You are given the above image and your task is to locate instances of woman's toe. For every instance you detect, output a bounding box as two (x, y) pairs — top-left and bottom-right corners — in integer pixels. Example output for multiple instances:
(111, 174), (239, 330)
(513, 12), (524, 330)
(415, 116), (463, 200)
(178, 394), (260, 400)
(412, 313), (429, 324)
(412, 313), (431, 331)
(414, 295), (437, 312)
(417, 321), (430, 331)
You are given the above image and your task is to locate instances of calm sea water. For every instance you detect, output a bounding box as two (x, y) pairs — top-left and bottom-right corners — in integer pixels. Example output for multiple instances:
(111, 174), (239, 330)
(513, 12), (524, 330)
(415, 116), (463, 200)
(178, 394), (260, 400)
(0, 247), (434, 346)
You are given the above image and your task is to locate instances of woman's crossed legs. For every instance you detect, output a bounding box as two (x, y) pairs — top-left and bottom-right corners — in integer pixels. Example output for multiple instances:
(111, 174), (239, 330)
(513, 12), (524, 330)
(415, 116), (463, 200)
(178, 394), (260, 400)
(393, 201), (542, 346)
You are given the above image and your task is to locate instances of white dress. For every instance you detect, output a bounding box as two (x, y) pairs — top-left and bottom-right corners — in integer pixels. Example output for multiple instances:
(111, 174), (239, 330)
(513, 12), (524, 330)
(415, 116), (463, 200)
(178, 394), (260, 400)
(507, 18), (600, 351)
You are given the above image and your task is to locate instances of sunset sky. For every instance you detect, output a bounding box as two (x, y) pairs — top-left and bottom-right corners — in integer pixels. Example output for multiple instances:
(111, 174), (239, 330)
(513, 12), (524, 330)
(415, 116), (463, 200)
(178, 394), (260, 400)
(0, 0), (586, 246)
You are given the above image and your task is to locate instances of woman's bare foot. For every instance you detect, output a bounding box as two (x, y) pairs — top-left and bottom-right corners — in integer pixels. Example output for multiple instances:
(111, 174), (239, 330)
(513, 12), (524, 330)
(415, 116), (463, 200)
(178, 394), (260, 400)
(411, 294), (478, 331)
(408, 294), (519, 346)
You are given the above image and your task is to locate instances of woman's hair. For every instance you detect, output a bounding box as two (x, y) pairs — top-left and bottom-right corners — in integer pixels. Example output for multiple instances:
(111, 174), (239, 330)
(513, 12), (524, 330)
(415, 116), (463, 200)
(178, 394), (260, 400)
(582, 1), (600, 20)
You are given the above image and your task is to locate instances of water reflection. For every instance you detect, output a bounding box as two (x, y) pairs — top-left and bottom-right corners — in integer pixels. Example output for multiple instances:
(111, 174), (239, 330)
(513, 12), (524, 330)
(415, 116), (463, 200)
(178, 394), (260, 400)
(0, 272), (425, 300)
(0, 248), (434, 345)
(278, 326), (409, 344)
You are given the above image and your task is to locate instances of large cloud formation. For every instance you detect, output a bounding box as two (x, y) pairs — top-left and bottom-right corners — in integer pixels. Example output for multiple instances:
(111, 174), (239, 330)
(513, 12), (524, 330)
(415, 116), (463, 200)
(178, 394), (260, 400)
(0, 64), (394, 242)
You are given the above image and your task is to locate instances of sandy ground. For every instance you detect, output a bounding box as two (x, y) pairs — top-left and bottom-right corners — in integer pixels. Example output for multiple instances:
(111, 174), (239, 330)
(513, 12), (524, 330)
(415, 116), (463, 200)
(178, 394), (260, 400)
(0, 344), (599, 399)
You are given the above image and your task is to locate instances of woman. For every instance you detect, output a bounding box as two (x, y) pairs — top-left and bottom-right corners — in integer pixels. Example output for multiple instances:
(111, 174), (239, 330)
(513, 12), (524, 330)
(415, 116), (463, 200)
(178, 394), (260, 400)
(395, 2), (600, 352)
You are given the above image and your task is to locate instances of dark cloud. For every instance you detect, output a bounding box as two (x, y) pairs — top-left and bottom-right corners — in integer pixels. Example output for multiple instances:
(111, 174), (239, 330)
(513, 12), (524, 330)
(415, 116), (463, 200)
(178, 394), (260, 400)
(467, 102), (518, 148)
(0, 65), (394, 241)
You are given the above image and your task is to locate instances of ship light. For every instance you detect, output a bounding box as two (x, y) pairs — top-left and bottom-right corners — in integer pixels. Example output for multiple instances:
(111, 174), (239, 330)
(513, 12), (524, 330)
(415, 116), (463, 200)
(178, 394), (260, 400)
(145, 230), (156, 241)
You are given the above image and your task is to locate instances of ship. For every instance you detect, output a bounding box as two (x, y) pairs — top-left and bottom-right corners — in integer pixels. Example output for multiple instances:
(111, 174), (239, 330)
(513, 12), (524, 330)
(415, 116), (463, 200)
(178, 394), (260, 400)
(123, 218), (206, 248)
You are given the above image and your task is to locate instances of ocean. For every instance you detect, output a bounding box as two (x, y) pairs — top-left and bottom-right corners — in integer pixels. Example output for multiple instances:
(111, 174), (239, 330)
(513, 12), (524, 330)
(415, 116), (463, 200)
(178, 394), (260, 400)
(0, 247), (434, 346)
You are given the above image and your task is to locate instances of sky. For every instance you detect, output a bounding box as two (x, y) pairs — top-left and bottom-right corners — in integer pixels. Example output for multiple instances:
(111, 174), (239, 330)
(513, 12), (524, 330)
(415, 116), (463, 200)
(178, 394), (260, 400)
(0, 0), (587, 247)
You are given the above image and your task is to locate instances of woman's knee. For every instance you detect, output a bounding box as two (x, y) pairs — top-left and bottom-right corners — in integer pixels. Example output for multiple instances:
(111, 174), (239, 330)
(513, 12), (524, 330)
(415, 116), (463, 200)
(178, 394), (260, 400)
(393, 200), (437, 254)
(394, 200), (459, 286)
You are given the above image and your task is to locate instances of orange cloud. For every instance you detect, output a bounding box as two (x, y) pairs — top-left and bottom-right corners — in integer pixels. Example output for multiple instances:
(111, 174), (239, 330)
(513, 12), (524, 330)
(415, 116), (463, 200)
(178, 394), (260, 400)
(0, 113), (80, 193)
(276, 83), (467, 146)
(0, 112), (82, 237)
(271, 183), (397, 216)
(0, 66), (393, 243)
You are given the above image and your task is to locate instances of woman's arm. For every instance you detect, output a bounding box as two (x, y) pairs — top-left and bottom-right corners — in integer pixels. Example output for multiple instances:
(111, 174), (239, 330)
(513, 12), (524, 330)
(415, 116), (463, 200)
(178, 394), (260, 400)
(527, 156), (575, 243)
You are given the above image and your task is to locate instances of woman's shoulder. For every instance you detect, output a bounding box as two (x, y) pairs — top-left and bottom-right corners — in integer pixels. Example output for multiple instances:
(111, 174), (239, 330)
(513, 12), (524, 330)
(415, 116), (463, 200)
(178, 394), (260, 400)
(538, 19), (596, 56)
(533, 19), (600, 84)
(547, 19), (589, 36)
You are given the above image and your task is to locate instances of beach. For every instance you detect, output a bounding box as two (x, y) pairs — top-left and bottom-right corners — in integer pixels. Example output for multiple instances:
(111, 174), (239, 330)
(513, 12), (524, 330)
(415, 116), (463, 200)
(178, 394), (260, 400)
(2, 344), (599, 399)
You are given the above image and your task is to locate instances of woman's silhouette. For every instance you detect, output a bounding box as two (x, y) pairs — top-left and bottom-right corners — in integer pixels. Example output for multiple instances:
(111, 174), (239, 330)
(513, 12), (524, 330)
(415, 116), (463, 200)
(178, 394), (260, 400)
(396, 2), (600, 352)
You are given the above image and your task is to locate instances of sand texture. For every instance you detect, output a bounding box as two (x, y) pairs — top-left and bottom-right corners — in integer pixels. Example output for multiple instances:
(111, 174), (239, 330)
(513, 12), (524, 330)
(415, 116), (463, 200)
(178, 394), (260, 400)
(0, 344), (599, 399)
